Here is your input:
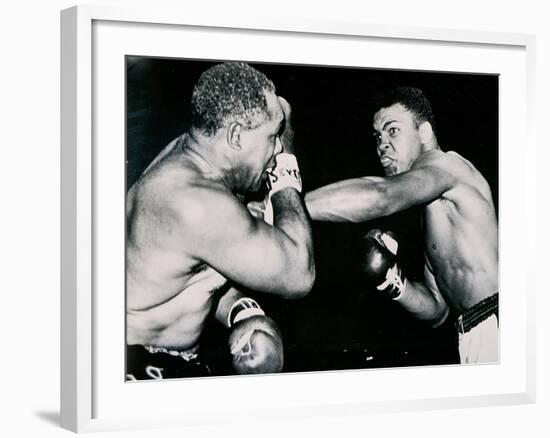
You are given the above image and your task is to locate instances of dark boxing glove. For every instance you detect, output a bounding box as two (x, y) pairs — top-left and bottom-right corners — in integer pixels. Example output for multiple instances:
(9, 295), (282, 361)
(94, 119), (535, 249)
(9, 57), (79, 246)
(227, 298), (284, 374)
(359, 229), (407, 300)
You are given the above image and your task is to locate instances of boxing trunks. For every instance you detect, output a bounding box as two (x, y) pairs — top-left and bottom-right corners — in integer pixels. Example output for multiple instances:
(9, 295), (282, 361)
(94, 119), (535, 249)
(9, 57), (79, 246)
(126, 344), (211, 381)
(456, 293), (499, 364)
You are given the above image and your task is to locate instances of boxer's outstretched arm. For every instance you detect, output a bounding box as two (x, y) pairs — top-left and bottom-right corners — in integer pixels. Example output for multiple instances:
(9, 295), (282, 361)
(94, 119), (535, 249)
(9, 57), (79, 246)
(305, 159), (457, 222)
(305, 177), (388, 222)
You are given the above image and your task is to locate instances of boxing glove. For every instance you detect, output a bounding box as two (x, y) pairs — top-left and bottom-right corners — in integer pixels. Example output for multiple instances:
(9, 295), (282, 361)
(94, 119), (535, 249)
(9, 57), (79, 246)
(265, 153), (302, 197)
(359, 229), (407, 300)
(227, 298), (284, 374)
(248, 151), (301, 226)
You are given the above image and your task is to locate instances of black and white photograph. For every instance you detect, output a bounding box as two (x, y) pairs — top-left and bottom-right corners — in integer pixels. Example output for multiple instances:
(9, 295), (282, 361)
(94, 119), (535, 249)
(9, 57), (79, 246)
(3, 0), (546, 435)
(125, 57), (499, 380)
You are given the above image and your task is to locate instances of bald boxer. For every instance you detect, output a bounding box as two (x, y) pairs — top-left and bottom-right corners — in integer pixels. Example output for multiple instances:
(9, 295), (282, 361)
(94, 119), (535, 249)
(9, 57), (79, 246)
(305, 87), (498, 364)
(126, 62), (315, 379)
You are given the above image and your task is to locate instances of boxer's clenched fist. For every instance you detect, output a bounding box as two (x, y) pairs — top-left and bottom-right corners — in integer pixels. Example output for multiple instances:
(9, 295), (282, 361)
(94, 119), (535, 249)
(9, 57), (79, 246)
(227, 298), (283, 374)
(359, 229), (407, 300)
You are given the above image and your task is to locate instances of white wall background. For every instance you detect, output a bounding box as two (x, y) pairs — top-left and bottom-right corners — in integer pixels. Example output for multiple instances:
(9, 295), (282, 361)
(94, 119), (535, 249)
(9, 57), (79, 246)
(0, 0), (547, 436)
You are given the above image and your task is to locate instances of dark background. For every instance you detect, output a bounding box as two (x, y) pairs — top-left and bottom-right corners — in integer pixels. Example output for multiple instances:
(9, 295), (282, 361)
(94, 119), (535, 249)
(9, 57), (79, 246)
(126, 56), (498, 375)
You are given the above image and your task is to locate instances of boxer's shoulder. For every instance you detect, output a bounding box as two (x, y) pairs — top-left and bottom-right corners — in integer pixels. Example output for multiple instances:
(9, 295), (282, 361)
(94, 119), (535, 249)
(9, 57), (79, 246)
(414, 149), (463, 169)
(413, 150), (481, 186)
(164, 180), (251, 243)
(435, 150), (491, 196)
(416, 151), (493, 214)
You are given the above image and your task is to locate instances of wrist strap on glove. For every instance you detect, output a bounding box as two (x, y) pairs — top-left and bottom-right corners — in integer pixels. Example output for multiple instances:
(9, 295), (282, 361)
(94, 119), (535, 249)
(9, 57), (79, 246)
(376, 263), (407, 300)
(266, 153), (302, 197)
(227, 297), (265, 327)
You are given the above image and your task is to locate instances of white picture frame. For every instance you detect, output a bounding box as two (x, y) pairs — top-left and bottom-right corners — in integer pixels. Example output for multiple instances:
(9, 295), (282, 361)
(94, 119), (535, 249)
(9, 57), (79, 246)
(60, 4), (536, 433)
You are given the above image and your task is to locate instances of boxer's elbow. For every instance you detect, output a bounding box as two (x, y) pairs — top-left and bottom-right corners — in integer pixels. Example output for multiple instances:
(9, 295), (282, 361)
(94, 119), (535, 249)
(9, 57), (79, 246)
(281, 260), (316, 299)
(429, 303), (450, 328)
(298, 262), (316, 297)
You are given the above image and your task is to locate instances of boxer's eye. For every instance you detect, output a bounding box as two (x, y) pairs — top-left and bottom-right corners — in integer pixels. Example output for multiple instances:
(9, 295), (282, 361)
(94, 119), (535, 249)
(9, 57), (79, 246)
(389, 127), (399, 137)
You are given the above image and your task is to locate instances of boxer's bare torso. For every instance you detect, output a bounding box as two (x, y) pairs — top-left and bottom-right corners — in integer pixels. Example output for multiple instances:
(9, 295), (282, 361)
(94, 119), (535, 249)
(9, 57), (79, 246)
(127, 92), (315, 351)
(415, 150), (498, 313)
(126, 135), (230, 350)
(304, 98), (498, 334)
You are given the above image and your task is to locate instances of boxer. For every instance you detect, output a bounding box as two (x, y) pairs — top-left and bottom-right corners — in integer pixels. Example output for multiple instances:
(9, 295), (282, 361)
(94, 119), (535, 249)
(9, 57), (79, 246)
(126, 62), (315, 378)
(305, 87), (498, 364)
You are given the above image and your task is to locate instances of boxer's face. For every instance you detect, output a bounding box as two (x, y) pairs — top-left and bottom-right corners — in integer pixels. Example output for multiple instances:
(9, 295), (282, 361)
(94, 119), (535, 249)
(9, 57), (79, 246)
(238, 91), (284, 191)
(372, 103), (423, 176)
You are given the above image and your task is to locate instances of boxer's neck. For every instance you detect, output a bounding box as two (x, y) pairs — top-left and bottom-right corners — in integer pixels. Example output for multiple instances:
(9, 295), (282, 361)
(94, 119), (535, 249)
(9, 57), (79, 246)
(183, 129), (240, 191)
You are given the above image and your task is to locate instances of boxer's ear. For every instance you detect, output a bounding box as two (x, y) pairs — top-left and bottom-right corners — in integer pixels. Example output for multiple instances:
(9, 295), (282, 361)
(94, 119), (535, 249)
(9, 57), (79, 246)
(227, 121), (243, 150)
(418, 121), (434, 145)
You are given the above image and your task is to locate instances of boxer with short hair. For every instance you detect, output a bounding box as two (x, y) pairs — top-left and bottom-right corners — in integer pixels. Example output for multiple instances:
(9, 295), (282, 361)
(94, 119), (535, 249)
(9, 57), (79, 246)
(305, 87), (498, 364)
(126, 62), (315, 378)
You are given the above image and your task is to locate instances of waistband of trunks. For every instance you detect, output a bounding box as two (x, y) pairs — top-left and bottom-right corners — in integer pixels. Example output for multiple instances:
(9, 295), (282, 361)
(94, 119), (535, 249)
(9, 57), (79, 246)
(457, 293), (498, 334)
(143, 345), (199, 362)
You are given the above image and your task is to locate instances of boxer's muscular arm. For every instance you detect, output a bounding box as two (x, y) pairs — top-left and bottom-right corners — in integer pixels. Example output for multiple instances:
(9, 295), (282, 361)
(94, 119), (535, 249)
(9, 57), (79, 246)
(180, 187), (315, 298)
(305, 154), (458, 222)
(361, 229), (449, 326)
(398, 265), (449, 327)
(270, 187), (313, 262)
(214, 287), (243, 328)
